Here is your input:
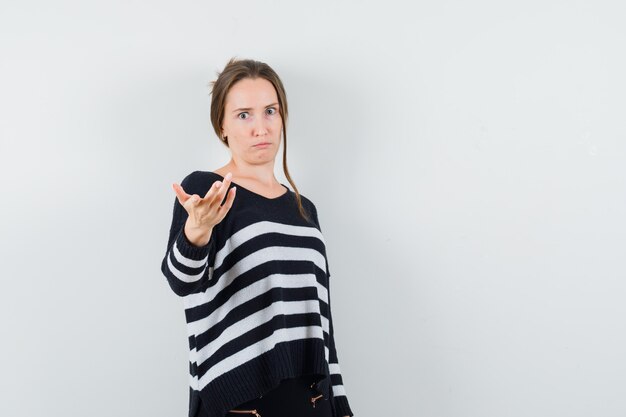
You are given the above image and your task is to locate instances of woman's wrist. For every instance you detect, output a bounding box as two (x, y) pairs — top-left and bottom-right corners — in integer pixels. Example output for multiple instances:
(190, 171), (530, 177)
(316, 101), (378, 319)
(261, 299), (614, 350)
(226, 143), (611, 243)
(184, 220), (213, 247)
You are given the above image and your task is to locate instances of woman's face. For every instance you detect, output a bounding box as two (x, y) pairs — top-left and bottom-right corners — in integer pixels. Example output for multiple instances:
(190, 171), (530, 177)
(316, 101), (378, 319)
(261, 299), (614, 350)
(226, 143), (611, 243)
(221, 77), (283, 167)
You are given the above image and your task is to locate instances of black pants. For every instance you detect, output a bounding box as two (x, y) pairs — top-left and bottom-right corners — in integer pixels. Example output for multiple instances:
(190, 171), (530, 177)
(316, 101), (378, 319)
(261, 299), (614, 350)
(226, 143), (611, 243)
(198, 374), (333, 417)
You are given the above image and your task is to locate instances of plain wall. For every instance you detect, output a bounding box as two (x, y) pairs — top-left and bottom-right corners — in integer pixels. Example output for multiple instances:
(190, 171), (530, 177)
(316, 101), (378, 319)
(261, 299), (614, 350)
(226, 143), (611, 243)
(1, 1), (625, 416)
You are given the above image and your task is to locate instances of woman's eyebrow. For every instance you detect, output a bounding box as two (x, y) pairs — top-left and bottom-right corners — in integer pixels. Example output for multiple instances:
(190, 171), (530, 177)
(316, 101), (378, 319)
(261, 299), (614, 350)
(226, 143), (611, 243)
(232, 102), (279, 113)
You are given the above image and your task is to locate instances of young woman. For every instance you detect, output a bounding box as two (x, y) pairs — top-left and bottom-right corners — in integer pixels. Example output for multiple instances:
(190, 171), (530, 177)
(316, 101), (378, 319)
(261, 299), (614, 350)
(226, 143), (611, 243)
(161, 58), (354, 417)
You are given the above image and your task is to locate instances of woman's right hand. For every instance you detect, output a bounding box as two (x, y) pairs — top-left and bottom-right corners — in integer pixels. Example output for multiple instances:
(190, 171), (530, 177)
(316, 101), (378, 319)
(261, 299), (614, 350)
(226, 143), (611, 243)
(172, 172), (237, 246)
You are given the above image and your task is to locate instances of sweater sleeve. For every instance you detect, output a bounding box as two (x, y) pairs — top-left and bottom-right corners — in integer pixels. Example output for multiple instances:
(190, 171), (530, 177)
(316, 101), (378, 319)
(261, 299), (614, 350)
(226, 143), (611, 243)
(311, 203), (354, 417)
(160, 173), (217, 297)
(327, 270), (354, 417)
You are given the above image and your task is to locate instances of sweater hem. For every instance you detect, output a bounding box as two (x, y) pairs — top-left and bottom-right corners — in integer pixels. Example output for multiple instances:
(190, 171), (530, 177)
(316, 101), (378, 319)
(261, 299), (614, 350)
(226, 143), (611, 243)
(191, 338), (330, 417)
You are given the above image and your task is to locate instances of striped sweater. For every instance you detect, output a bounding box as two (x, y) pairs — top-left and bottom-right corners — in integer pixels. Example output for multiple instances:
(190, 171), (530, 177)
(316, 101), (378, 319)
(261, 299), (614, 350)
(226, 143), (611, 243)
(160, 171), (354, 417)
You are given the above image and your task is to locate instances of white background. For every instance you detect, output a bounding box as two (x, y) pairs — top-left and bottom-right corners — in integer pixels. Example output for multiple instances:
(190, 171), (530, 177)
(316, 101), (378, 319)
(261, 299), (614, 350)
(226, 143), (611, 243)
(1, 1), (625, 416)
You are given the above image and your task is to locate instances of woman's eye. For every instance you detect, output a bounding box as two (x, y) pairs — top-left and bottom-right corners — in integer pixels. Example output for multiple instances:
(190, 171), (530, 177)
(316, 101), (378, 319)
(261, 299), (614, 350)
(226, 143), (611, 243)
(238, 108), (276, 119)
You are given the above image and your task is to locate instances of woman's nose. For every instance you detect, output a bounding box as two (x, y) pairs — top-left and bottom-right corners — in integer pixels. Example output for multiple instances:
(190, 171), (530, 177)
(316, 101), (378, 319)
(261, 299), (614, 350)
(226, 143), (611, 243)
(253, 117), (269, 136)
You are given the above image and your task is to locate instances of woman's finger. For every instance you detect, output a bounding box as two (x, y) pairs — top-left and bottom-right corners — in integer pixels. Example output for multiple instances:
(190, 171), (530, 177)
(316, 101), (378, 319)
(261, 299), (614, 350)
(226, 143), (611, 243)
(207, 173), (233, 206)
(203, 180), (222, 201)
(217, 186), (237, 221)
(183, 194), (202, 211)
(172, 183), (190, 206)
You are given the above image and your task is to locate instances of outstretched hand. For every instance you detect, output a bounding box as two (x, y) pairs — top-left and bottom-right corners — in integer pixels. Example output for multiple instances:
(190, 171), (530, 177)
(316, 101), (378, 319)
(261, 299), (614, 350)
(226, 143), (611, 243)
(172, 172), (237, 244)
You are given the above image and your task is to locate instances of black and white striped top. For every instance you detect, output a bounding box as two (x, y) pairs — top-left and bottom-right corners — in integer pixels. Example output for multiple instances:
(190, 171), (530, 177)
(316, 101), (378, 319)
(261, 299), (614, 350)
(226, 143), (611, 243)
(161, 171), (354, 417)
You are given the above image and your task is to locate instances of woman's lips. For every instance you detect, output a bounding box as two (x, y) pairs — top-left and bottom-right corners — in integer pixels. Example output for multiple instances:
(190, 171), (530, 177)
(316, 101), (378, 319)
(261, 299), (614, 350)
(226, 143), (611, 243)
(254, 142), (271, 147)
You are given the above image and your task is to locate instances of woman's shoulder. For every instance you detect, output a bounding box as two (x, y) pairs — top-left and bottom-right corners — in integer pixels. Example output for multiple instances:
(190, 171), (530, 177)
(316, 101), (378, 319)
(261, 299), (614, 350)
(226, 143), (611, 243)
(179, 170), (221, 194)
(295, 192), (320, 226)
(181, 169), (220, 181)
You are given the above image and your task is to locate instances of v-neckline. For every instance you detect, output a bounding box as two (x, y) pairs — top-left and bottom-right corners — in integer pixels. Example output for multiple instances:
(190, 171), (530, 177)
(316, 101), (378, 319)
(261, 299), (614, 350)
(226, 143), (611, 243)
(210, 172), (290, 201)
